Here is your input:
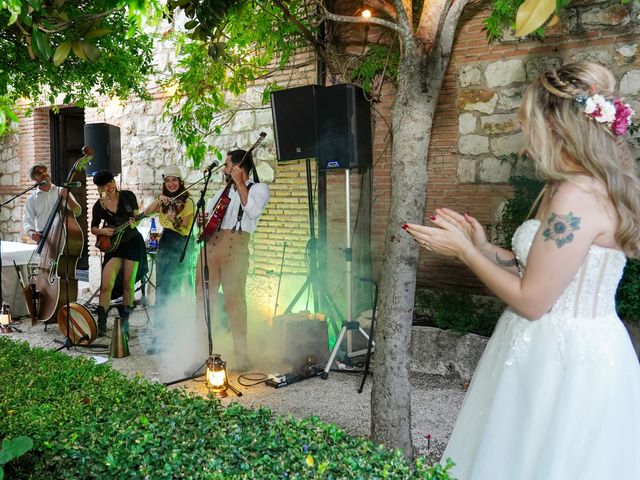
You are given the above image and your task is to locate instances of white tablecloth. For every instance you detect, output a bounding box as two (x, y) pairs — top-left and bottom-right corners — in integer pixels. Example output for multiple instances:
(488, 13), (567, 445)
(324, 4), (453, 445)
(1, 241), (37, 318)
(1, 241), (37, 266)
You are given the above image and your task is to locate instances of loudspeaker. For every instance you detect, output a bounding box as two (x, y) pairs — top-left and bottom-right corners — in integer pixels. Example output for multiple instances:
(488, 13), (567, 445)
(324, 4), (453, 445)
(84, 123), (121, 176)
(270, 85), (321, 161)
(316, 84), (372, 170)
(272, 313), (330, 367)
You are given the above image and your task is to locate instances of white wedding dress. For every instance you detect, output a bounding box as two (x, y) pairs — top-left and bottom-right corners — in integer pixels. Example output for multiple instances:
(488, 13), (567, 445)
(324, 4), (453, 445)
(442, 219), (640, 480)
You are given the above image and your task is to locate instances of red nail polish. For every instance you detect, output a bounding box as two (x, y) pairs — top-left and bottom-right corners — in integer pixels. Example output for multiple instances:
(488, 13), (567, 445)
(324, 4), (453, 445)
(402, 224), (408, 229)
(430, 215), (437, 221)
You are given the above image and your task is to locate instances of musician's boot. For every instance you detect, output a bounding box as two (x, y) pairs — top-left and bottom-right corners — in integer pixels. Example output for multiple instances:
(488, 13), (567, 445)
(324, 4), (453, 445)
(96, 306), (107, 337)
(120, 305), (133, 336)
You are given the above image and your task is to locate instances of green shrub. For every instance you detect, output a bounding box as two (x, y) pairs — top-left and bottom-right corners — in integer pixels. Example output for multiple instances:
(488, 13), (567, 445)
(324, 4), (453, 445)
(414, 289), (504, 337)
(0, 338), (453, 479)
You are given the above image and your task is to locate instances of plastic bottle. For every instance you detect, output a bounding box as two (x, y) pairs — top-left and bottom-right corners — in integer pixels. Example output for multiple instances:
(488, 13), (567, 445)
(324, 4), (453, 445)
(149, 217), (160, 249)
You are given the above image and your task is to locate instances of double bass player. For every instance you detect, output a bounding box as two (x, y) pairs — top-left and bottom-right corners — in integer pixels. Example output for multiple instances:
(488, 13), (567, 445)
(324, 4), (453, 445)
(23, 163), (82, 242)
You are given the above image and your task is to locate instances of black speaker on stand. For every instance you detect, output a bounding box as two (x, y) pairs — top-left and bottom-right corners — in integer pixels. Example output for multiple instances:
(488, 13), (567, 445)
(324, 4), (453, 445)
(316, 84), (372, 171)
(84, 123), (122, 176)
(271, 85), (322, 161)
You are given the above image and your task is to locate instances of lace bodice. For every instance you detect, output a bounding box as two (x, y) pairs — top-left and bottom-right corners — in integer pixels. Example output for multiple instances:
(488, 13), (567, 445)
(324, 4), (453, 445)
(511, 219), (627, 318)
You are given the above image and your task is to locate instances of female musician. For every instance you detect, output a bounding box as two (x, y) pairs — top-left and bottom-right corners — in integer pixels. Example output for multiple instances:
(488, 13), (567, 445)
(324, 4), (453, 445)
(90, 170), (145, 337)
(143, 165), (196, 353)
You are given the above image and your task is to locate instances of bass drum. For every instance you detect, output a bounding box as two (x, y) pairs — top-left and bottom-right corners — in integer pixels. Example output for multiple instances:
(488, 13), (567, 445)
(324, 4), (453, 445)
(57, 303), (97, 346)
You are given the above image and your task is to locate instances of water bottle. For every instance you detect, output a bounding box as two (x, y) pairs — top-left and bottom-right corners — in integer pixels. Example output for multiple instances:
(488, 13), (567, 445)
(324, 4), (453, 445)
(149, 217), (160, 249)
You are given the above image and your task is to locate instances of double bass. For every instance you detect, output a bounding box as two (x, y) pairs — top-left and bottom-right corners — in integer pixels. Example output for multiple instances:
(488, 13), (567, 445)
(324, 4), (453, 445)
(33, 153), (91, 323)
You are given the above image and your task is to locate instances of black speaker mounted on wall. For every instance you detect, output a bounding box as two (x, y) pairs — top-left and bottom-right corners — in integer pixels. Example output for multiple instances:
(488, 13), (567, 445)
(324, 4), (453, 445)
(270, 84), (372, 170)
(84, 123), (122, 176)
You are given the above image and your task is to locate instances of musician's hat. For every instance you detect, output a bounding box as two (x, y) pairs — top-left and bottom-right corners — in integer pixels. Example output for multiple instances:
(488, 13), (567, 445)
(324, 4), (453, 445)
(93, 170), (114, 187)
(162, 165), (182, 180)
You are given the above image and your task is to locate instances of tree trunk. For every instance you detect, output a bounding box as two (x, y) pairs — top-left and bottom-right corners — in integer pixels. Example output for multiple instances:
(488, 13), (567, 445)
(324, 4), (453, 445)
(370, 49), (447, 457)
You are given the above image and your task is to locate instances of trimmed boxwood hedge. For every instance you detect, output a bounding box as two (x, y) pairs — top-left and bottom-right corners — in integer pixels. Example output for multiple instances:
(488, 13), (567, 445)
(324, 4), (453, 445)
(0, 339), (454, 479)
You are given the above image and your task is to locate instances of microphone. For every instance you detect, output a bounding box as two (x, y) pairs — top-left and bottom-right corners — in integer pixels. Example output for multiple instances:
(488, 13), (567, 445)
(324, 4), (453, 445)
(36, 180), (48, 186)
(204, 160), (220, 172)
(60, 181), (82, 188)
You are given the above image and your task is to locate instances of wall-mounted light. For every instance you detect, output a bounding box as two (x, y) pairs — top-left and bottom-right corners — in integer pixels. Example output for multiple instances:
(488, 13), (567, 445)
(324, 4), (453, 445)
(361, 9), (372, 18)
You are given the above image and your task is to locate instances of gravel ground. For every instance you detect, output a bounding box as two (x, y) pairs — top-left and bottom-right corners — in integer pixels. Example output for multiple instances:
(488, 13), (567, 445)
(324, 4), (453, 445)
(3, 292), (467, 463)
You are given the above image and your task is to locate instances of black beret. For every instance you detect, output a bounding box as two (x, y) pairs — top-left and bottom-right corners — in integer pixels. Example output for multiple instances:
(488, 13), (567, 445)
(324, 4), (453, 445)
(93, 170), (114, 187)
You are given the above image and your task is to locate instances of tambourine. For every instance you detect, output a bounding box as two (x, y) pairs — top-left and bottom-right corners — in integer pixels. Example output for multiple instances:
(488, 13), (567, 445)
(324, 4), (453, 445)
(57, 303), (97, 346)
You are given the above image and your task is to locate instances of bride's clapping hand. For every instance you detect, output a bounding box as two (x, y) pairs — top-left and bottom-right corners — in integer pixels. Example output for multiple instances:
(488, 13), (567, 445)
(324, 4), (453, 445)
(436, 208), (491, 254)
(403, 213), (475, 258)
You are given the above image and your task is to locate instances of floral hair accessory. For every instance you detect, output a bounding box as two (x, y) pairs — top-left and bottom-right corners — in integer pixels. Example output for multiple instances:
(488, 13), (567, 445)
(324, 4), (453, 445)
(575, 93), (635, 136)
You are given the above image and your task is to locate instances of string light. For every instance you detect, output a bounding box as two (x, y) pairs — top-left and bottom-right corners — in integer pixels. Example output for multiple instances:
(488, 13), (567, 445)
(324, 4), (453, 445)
(362, 9), (372, 18)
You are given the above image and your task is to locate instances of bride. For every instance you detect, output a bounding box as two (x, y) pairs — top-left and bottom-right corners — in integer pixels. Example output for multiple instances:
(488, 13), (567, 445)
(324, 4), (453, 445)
(405, 62), (640, 479)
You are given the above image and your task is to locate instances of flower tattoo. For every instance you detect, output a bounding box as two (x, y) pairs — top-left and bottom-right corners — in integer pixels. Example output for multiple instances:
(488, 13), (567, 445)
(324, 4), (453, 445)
(543, 212), (581, 248)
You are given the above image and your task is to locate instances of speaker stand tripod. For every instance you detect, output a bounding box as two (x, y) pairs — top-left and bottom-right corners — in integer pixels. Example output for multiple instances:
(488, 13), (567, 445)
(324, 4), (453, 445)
(321, 169), (373, 378)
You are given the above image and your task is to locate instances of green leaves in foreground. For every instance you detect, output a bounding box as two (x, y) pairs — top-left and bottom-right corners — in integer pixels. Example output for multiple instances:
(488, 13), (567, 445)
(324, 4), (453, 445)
(0, 338), (453, 479)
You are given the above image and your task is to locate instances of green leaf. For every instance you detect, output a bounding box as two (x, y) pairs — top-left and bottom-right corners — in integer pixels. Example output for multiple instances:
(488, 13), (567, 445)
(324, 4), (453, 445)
(71, 40), (88, 61)
(85, 28), (112, 39)
(515, 0), (555, 37)
(31, 26), (52, 60)
(53, 40), (72, 66)
(82, 43), (101, 62)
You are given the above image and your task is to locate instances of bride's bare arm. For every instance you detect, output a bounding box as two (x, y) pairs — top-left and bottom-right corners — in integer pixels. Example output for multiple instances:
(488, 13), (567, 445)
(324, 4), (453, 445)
(406, 183), (610, 320)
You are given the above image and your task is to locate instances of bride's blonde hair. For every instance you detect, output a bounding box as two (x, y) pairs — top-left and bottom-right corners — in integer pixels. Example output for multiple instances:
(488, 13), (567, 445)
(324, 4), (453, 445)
(520, 62), (640, 258)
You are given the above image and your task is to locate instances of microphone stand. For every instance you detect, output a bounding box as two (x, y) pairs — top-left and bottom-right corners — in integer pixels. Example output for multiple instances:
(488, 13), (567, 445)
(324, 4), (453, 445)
(165, 163), (241, 396)
(0, 182), (45, 332)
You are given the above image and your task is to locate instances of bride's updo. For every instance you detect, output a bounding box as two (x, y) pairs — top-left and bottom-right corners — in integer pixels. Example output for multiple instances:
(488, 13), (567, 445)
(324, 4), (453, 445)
(520, 62), (640, 258)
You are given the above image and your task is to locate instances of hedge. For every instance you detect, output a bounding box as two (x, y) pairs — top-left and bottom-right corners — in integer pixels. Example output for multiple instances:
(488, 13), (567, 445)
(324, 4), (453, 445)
(0, 338), (454, 479)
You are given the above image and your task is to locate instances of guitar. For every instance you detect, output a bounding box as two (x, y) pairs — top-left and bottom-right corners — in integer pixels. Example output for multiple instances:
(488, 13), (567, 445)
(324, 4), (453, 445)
(198, 132), (266, 242)
(95, 213), (146, 253)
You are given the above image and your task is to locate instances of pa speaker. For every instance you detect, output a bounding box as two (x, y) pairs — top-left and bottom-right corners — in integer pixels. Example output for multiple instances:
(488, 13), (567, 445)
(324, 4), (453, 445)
(270, 85), (321, 161)
(316, 84), (372, 170)
(84, 123), (121, 176)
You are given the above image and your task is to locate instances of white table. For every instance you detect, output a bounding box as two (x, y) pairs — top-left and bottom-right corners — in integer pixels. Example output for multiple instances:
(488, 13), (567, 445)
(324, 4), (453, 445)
(1, 241), (37, 318)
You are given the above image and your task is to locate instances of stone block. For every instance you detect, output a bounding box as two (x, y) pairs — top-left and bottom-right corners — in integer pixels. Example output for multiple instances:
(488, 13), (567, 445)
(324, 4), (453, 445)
(232, 111), (256, 133)
(581, 4), (631, 27)
(615, 44), (639, 66)
(491, 132), (524, 156)
(457, 157), (477, 183)
(256, 161), (275, 183)
(459, 135), (489, 155)
(459, 113), (477, 134)
(569, 50), (613, 65)
(485, 60), (526, 88)
(478, 157), (512, 183)
(481, 113), (519, 134)
(512, 156), (537, 177)
(525, 57), (562, 81)
(458, 65), (482, 88)
(620, 70), (640, 95)
(459, 89), (498, 114)
(409, 326), (488, 381)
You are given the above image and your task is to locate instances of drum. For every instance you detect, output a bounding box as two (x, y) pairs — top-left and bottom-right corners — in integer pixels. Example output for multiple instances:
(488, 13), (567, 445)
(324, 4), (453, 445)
(57, 303), (97, 346)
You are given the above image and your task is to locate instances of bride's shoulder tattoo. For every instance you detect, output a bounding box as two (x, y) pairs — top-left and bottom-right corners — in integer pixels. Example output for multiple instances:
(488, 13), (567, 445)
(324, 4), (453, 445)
(542, 212), (581, 248)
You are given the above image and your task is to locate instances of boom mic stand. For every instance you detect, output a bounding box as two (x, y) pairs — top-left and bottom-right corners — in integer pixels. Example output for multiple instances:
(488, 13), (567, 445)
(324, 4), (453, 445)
(0, 182), (44, 333)
(164, 162), (240, 396)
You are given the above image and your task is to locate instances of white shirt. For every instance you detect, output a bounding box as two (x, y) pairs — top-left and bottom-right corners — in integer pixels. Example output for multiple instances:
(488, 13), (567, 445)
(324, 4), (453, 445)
(205, 180), (269, 233)
(23, 185), (62, 234)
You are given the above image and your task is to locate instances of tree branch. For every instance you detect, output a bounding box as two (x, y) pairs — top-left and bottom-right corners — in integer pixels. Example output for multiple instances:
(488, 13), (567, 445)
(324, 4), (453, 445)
(438, 0), (470, 58)
(416, 0), (449, 52)
(270, 0), (323, 49)
(314, 0), (401, 33)
(391, 0), (417, 54)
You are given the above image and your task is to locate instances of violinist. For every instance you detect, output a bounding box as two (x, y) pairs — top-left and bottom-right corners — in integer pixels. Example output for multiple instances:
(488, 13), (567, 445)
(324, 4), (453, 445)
(23, 163), (82, 242)
(196, 150), (270, 371)
(90, 170), (145, 337)
(143, 165), (196, 353)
